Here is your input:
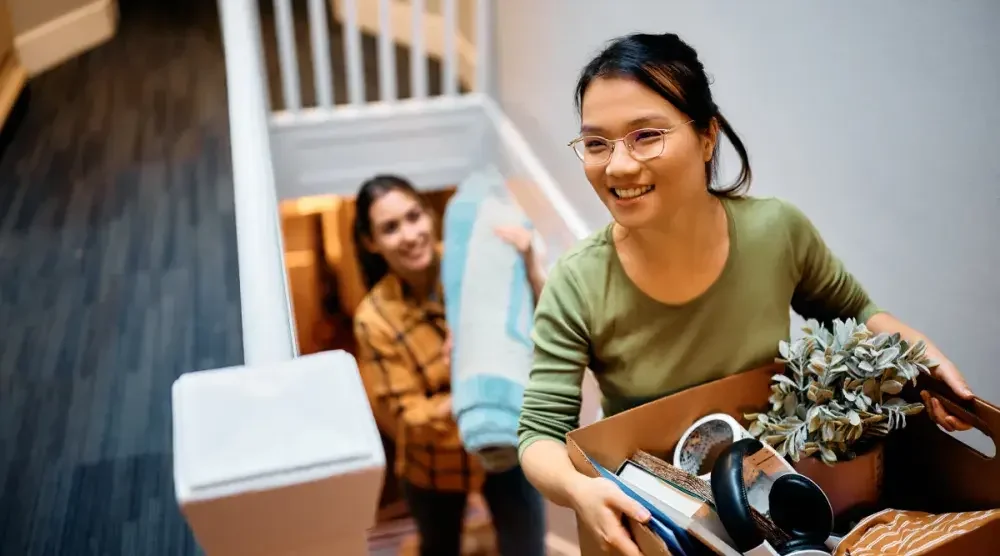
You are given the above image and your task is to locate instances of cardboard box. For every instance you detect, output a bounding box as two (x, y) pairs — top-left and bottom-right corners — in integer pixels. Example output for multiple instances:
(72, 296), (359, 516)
(566, 364), (1000, 555)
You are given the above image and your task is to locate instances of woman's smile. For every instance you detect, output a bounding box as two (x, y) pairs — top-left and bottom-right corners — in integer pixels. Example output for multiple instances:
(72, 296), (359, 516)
(610, 184), (656, 202)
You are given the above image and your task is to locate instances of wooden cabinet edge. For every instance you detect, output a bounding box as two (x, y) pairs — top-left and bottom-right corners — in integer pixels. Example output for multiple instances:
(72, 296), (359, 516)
(0, 52), (27, 128)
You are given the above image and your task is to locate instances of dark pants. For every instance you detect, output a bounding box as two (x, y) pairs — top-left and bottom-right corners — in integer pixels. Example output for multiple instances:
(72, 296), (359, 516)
(401, 465), (547, 556)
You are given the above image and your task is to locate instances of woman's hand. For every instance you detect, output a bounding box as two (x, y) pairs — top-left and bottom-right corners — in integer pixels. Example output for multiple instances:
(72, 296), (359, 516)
(494, 225), (548, 301)
(921, 359), (975, 432)
(567, 475), (650, 556)
(494, 225), (537, 258)
(433, 394), (452, 420)
(865, 313), (976, 433)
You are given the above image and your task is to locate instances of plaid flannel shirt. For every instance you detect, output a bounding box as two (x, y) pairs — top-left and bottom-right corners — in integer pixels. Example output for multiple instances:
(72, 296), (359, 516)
(353, 272), (484, 493)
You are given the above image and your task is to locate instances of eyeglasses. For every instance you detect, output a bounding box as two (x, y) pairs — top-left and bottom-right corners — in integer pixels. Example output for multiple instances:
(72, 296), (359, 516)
(567, 120), (694, 165)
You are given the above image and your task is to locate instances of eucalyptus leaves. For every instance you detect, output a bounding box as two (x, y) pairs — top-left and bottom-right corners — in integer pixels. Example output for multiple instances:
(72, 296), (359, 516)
(745, 318), (937, 465)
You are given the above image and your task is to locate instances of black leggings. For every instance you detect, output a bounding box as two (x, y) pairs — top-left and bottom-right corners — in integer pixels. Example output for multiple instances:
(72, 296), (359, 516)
(401, 465), (547, 556)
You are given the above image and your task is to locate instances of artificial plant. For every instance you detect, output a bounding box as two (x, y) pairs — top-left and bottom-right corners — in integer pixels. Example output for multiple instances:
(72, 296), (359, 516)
(745, 318), (937, 465)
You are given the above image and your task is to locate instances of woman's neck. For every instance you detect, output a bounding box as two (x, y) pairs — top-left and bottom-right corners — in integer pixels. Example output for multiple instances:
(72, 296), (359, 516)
(617, 193), (727, 268)
(399, 257), (440, 301)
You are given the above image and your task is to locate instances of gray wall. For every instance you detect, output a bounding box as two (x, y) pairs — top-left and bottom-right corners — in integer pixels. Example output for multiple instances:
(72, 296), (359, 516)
(496, 0), (999, 542)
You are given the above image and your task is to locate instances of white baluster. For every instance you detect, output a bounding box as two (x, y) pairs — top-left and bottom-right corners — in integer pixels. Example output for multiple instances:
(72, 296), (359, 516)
(273, 0), (301, 111)
(377, 0), (397, 102)
(307, 0), (334, 107)
(342, 0), (366, 105)
(410, 0), (427, 99)
(442, 0), (458, 96)
(474, 0), (491, 94)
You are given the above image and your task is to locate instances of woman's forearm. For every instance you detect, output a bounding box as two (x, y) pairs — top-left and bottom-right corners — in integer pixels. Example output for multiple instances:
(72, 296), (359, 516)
(520, 439), (589, 508)
(866, 312), (973, 398)
(867, 312), (950, 367)
(527, 261), (548, 305)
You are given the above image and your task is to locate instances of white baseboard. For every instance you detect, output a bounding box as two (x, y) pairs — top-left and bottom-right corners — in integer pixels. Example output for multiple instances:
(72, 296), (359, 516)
(15, 0), (119, 76)
(329, 0), (476, 91)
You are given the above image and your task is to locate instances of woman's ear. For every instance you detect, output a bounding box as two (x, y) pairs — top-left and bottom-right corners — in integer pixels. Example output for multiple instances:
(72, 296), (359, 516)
(702, 118), (720, 162)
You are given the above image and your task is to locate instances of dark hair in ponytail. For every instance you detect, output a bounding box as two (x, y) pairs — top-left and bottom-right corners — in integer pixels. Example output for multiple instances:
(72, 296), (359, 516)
(352, 174), (423, 289)
(574, 33), (752, 196)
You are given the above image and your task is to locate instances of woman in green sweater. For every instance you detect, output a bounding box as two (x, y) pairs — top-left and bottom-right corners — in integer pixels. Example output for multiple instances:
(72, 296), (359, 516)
(516, 32), (976, 556)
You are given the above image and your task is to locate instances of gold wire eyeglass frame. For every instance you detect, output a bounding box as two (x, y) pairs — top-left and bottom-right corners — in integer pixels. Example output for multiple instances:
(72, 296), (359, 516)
(567, 119), (694, 165)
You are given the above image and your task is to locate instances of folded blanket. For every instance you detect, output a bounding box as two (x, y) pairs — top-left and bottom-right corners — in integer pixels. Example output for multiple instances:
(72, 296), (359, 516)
(442, 166), (534, 472)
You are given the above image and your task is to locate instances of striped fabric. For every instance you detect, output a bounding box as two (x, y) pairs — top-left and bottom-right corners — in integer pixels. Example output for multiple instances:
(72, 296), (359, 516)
(353, 270), (485, 493)
(835, 508), (1000, 555)
(441, 166), (535, 472)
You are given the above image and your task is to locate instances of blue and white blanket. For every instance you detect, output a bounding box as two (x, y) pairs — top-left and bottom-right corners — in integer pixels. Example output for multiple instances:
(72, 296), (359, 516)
(441, 166), (535, 472)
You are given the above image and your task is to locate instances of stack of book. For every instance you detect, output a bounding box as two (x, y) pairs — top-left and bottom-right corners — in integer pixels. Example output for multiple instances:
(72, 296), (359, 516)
(587, 448), (797, 556)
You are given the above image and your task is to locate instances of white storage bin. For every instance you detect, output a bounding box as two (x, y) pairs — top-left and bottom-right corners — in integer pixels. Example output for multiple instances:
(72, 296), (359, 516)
(172, 350), (385, 556)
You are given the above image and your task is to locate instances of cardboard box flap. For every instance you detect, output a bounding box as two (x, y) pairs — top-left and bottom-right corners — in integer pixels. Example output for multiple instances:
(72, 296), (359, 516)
(919, 374), (999, 436)
(567, 365), (781, 476)
(886, 382), (1000, 514)
(567, 365), (779, 556)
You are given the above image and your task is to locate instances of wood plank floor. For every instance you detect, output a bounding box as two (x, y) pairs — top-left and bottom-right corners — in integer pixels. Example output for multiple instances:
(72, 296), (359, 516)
(0, 0), (449, 554)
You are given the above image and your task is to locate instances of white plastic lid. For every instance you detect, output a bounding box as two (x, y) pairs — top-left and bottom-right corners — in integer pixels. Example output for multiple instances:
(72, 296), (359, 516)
(171, 350), (384, 503)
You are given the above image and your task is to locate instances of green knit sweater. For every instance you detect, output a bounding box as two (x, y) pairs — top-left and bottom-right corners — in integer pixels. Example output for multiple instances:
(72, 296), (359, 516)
(516, 196), (881, 457)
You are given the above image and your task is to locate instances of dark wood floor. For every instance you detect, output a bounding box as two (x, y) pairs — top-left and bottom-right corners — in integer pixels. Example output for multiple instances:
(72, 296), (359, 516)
(0, 0), (447, 554)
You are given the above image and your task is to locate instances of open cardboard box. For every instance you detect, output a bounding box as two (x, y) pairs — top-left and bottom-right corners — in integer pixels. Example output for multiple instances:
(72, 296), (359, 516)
(566, 364), (1000, 555)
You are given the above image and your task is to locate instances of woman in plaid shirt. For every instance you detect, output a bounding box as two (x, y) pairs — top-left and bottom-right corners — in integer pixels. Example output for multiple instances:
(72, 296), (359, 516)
(351, 175), (548, 556)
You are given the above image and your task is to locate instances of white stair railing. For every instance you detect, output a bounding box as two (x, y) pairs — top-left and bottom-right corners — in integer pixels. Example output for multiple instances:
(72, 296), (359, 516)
(410, 0), (428, 99)
(342, 0), (366, 105)
(307, 0), (335, 108)
(376, 0), (397, 102)
(474, 0), (491, 94)
(270, 0), (491, 116)
(216, 0), (583, 363)
(217, 0), (298, 364)
(214, 4), (589, 552)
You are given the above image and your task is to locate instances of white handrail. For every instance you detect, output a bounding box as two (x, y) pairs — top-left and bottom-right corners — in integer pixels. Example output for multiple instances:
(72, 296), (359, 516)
(480, 95), (591, 241)
(217, 0), (298, 364)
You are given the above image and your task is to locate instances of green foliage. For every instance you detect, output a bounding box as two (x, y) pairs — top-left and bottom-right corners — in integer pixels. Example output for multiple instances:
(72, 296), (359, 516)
(745, 318), (936, 465)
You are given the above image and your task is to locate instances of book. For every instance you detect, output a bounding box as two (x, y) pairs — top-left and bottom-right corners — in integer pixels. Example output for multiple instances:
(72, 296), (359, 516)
(582, 453), (705, 556)
(616, 461), (740, 556)
(630, 449), (792, 548)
